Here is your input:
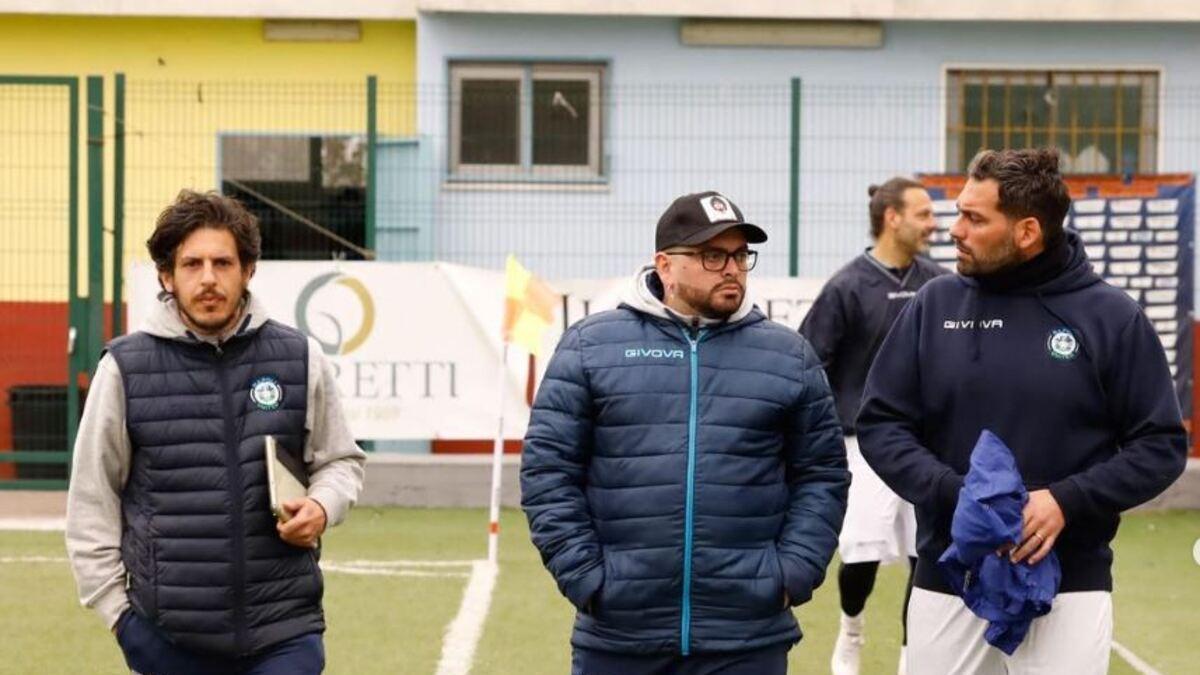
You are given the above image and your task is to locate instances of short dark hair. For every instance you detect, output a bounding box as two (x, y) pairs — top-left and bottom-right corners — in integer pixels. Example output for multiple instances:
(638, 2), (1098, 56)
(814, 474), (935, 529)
(967, 148), (1071, 250)
(147, 190), (262, 273)
(868, 177), (925, 238)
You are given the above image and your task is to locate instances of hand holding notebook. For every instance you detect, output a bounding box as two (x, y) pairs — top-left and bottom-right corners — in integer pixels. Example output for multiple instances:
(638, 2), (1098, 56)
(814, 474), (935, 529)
(265, 435), (308, 523)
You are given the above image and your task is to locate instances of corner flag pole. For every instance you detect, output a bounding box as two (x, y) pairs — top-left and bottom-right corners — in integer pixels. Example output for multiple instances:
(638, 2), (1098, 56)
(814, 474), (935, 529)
(487, 341), (509, 564)
(491, 254), (553, 564)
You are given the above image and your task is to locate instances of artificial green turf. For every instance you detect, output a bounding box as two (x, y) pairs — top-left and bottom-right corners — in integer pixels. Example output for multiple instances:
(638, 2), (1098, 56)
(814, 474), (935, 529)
(472, 511), (1176, 674)
(1, 509), (1194, 674)
(321, 508), (485, 675)
(1109, 510), (1200, 675)
(0, 530), (128, 674)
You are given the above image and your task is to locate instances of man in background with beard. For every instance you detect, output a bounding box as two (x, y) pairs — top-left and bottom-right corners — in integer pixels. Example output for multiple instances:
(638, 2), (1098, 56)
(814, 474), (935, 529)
(857, 149), (1186, 672)
(522, 190), (849, 674)
(800, 177), (945, 675)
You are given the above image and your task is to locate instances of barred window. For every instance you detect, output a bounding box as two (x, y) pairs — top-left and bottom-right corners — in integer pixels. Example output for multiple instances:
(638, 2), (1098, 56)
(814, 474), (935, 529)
(946, 69), (1159, 175)
(449, 62), (604, 181)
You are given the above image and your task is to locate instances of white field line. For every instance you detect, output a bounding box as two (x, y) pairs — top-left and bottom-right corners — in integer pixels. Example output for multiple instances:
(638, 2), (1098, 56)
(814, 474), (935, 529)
(0, 517), (65, 531)
(0, 555), (473, 582)
(434, 560), (498, 675)
(321, 563), (469, 579)
(328, 559), (475, 568)
(1112, 640), (1163, 675)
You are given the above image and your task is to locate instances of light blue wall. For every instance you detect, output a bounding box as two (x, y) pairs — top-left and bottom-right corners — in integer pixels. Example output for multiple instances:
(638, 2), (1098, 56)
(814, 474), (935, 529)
(376, 137), (437, 261)
(417, 15), (1200, 280)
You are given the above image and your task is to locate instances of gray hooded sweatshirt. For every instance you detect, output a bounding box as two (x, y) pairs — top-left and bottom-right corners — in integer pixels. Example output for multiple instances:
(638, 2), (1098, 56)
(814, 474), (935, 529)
(65, 293), (367, 629)
(622, 264), (756, 327)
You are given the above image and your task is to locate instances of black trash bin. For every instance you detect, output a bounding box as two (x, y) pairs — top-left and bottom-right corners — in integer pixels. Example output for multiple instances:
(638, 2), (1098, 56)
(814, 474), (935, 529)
(9, 385), (74, 480)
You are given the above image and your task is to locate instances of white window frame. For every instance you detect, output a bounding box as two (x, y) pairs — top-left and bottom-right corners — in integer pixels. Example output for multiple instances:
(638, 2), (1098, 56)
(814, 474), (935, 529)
(449, 64), (524, 177)
(449, 62), (604, 182)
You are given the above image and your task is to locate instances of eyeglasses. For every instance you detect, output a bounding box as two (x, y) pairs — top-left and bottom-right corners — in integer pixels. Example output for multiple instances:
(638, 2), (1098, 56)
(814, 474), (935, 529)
(665, 248), (758, 272)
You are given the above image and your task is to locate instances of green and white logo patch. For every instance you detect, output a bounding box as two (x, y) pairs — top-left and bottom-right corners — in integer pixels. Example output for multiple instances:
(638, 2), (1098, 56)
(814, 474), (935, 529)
(1046, 328), (1080, 361)
(250, 375), (283, 411)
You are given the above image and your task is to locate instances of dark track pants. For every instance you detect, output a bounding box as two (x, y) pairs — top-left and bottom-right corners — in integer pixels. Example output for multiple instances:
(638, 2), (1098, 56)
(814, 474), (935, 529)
(115, 610), (324, 675)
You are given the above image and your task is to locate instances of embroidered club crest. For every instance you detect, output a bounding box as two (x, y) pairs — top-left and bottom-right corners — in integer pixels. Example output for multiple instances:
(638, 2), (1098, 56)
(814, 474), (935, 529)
(250, 376), (283, 411)
(1046, 328), (1079, 361)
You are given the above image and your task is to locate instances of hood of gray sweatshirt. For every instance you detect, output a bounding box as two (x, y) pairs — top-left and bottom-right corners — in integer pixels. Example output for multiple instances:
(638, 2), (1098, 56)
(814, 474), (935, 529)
(619, 264), (755, 327)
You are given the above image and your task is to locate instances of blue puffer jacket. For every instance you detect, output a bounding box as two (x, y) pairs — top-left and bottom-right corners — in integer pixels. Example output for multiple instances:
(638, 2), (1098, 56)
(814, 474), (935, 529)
(521, 268), (849, 656)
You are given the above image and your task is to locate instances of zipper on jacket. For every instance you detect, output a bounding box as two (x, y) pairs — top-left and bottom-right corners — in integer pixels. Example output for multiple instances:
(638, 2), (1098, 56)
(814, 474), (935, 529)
(215, 346), (248, 654)
(680, 327), (707, 655)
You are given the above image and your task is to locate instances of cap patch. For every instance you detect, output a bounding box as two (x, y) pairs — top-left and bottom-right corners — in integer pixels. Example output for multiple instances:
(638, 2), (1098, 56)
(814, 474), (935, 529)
(700, 194), (739, 225)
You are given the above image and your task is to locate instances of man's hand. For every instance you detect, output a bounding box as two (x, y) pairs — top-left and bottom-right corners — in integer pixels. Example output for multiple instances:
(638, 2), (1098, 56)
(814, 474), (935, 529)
(1009, 489), (1065, 565)
(277, 497), (327, 548)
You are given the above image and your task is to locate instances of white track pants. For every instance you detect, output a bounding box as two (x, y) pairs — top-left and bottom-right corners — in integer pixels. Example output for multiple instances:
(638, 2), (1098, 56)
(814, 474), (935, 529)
(838, 436), (916, 564)
(906, 588), (1112, 674)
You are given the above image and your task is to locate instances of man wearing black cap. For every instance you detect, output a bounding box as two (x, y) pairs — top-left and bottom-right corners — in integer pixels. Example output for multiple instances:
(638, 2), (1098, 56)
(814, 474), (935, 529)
(522, 191), (849, 674)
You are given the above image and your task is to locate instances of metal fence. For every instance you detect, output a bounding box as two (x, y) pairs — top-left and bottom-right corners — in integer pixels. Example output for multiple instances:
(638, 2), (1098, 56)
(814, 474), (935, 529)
(3, 72), (1198, 486)
(0, 76), (82, 488)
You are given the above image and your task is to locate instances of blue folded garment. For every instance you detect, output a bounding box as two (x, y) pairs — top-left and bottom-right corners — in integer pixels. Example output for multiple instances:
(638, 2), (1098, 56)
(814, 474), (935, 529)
(937, 429), (1061, 655)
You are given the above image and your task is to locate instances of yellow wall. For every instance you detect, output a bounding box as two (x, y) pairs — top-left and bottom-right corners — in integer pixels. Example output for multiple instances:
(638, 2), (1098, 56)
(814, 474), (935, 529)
(0, 16), (416, 302)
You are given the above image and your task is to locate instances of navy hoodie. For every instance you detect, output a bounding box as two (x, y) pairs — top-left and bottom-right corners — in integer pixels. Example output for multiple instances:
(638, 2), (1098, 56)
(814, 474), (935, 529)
(856, 230), (1187, 594)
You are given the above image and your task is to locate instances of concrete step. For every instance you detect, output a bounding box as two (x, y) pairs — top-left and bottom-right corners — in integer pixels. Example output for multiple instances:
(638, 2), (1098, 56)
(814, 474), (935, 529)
(360, 453), (522, 508)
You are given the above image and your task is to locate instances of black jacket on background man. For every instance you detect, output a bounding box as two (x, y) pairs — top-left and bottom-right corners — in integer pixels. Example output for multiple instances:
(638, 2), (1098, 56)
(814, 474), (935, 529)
(800, 252), (947, 433)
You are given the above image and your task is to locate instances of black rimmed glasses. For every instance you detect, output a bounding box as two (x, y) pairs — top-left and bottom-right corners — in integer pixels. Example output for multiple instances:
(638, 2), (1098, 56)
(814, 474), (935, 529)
(665, 248), (758, 272)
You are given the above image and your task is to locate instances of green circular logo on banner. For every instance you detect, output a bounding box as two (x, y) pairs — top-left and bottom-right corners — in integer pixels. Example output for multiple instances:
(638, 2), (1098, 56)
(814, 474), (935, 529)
(295, 272), (376, 356)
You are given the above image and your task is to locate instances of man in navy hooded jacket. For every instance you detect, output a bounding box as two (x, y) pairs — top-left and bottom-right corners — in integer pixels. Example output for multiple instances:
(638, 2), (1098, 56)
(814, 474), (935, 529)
(857, 149), (1187, 673)
(522, 191), (849, 674)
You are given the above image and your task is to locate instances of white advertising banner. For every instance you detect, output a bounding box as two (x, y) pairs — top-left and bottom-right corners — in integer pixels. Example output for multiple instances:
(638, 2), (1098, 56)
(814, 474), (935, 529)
(129, 262), (827, 440)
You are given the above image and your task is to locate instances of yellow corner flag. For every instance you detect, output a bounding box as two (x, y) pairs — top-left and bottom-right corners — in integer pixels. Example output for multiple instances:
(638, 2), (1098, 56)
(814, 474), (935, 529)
(504, 255), (558, 355)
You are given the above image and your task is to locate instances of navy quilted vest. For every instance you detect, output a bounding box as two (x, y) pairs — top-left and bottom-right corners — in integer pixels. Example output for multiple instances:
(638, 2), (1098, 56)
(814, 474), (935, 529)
(107, 320), (322, 657)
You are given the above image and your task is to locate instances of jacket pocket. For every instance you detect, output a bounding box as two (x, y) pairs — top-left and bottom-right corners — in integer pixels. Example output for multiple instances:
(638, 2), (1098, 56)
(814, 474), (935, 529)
(765, 545), (786, 614)
(720, 545), (788, 619)
(585, 555), (612, 617)
(146, 536), (159, 619)
(308, 548), (325, 603)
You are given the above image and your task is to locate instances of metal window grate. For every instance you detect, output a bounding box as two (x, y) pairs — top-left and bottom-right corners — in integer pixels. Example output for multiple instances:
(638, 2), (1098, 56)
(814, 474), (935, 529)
(946, 69), (1159, 175)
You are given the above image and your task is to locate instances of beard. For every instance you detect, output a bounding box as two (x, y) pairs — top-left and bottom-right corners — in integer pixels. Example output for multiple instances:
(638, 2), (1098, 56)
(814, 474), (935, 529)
(955, 237), (1021, 277)
(675, 278), (745, 320)
(910, 232), (933, 256)
(898, 225), (933, 257)
(178, 288), (245, 335)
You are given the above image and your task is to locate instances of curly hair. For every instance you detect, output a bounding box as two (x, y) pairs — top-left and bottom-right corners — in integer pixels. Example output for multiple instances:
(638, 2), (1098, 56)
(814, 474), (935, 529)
(147, 190), (261, 272)
(967, 148), (1072, 249)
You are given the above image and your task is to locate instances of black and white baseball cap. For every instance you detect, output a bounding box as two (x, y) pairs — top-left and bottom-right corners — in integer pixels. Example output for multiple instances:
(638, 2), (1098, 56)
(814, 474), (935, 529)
(655, 191), (768, 251)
